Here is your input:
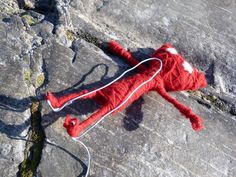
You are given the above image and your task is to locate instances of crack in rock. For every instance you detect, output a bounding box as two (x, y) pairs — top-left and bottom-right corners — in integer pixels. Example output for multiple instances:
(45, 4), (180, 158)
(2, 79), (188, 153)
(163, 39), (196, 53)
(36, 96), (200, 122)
(18, 100), (46, 177)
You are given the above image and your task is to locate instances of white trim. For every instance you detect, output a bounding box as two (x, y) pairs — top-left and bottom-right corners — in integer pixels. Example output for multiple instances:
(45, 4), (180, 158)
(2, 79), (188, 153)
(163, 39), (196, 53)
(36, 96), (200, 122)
(166, 48), (178, 55)
(182, 61), (193, 74)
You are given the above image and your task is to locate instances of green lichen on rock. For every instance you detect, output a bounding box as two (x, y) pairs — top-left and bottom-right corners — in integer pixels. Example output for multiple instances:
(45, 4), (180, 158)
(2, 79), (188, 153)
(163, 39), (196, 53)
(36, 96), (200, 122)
(204, 94), (217, 104)
(0, 1), (19, 15)
(188, 90), (203, 98)
(19, 101), (45, 177)
(203, 94), (228, 112)
(188, 91), (228, 112)
(77, 30), (100, 47)
(65, 29), (101, 46)
(23, 70), (45, 88)
(23, 69), (32, 86)
(21, 14), (37, 26)
(36, 73), (45, 88)
(66, 30), (77, 41)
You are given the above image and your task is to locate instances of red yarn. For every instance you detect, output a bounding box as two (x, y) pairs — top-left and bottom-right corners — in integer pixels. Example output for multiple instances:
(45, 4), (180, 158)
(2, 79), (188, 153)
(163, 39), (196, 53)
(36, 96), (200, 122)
(108, 41), (146, 71)
(46, 41), (207, 137)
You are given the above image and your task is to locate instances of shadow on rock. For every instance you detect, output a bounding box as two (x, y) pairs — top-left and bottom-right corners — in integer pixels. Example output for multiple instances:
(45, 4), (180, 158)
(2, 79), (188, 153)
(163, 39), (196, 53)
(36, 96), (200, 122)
(45, 140), (88, 177)
(42, 99), (100, 129)
(1, 44), (157, 177)
(54, 63), (109, 96)
(131, 47), (155, 61)
(0, 95), (31, 138)
(0, 94), (45, 138)
(0, 119), (30, 138)
(41, 46), (155, 131)
(123, 97), (145, 131)
(0, 95), (31, 112)
(41, 63), (109, 128)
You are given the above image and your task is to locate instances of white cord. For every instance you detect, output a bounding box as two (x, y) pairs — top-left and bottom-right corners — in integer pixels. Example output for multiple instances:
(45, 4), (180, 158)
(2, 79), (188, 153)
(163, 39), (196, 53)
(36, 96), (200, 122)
(49, 58), (162, 177)
(45, 138), (90, 177)
(73, 139), (91, 177)
(47, 58), (162, 112)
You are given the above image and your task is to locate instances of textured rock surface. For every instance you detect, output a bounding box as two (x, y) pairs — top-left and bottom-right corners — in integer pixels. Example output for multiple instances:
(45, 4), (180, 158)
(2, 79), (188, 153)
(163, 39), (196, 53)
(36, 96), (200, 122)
(38, 41), (236, 177)
(0, 2), (48, 176)
(0, 11), (31, 177)
(0, 0), (236, 177)
(70, 0), (236, 95)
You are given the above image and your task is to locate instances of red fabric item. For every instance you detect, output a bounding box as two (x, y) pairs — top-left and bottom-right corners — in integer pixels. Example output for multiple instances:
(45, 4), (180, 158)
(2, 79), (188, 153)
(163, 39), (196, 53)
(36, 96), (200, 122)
(46, 41), (207, 137)
(108, 41), (147, 71)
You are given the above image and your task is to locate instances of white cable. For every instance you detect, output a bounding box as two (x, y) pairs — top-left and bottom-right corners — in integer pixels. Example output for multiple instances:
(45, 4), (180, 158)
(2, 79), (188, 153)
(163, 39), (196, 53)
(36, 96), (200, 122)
(73, 58), (162, 139)
(51, 57), (162, 177)
(45, 138), (90, 177)
(72, 139), (91, 177)
(47, 58), (162, 112)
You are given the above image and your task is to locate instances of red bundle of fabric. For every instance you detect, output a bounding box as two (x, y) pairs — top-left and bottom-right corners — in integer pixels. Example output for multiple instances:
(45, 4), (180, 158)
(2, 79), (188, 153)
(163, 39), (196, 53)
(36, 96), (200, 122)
(46, 41), (207, 137)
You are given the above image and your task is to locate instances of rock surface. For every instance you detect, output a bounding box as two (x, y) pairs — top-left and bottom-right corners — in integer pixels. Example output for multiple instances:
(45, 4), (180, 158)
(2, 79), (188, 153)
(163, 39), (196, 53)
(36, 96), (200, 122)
(0, 11), (31, 177)
(0, 0), (236, 177)
(0, 2), (48, 176)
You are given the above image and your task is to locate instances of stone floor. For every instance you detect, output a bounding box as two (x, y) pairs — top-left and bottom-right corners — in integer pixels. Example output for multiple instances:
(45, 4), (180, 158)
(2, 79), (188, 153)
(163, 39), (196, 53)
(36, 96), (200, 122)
(0, 0), (236, 177)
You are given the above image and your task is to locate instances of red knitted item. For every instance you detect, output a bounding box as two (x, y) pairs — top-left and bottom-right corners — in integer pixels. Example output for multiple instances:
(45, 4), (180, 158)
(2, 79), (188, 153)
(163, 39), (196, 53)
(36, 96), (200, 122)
(46, 41), (207, 137)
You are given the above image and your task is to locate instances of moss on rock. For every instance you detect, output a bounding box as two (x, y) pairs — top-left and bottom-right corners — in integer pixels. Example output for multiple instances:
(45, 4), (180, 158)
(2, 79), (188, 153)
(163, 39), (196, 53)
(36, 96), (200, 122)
(21, 14), (37, 26)
(36, 73), (45, 88)
(77, 30), (100, 47)
(189, 91), (229, 112)
(23, 69), (32, 86)
(66, 30), (77, 41)
(19, 101), (45, 177)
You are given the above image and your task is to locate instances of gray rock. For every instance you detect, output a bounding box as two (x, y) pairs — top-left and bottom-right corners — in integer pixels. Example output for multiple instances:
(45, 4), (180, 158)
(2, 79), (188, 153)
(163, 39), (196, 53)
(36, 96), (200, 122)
(1, 0), (236, 177)
(0, 13), (32, 177)
(0, 0), (19, 14)
(37, 39), (123, 176)
(35, 0), (236, 177)
(18, 0), (56, 10)
(0, 4), (49, 175)
(68, 0), (236, 96)
(38, 39), (236, 177)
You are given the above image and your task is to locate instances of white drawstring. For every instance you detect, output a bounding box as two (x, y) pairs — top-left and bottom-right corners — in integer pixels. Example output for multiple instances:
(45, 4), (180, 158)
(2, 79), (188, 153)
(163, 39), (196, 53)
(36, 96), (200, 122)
(74, 139), (91, 177)
(68, 58), (163, 177)
(47, 58), (162, 112)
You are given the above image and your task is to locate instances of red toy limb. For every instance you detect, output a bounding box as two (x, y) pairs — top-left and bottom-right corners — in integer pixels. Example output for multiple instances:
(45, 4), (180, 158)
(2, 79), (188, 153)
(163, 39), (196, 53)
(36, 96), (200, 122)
(156, 86), (203, 131)
(63, 115), (80, 137)
(64, 104), (113, 137)
(108, 40), (146, 71)
(46, 90), (97, 109)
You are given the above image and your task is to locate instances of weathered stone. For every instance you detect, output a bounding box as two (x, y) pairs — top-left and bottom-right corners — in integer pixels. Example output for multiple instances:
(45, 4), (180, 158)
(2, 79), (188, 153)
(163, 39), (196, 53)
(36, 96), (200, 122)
(0, 13), (32, 177)
(37, 39), (123, 176)
(0, 3), (49, 175)
(18, 0), (56, 11)
(34, 0), (236, 177)
(1, 0), (236, 177)
(38, 40), (236, 177)
(0, 0), (19, 15)
(68, 0), (236, 96)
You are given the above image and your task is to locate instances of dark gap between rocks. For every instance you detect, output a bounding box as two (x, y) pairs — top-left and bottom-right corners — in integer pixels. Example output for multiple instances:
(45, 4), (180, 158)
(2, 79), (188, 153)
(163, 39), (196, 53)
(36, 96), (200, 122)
(17, 100), (46, 177)
(17, 0), (59, 34)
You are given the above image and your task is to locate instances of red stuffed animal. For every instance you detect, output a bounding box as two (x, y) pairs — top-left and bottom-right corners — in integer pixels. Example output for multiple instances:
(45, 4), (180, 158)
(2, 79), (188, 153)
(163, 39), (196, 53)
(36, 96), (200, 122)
(46, 41), (207, 137)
